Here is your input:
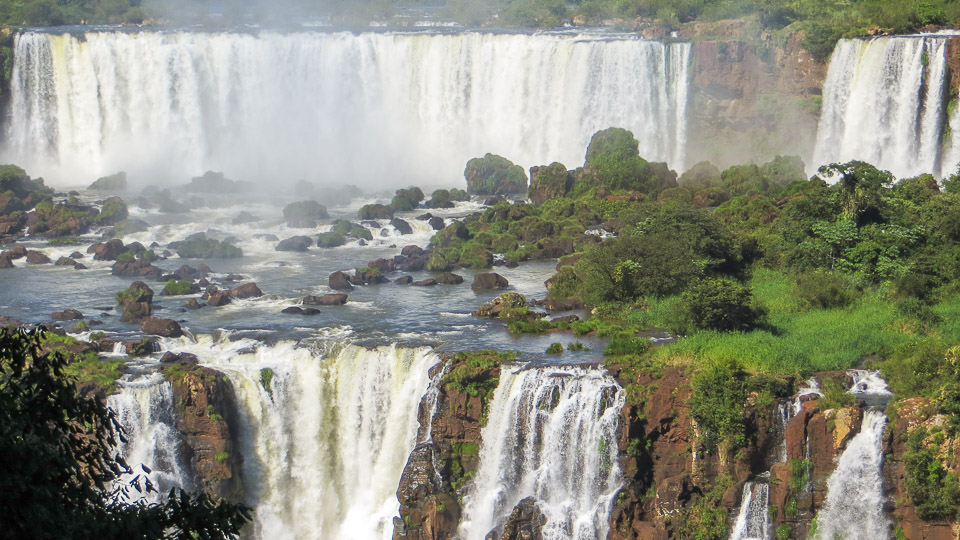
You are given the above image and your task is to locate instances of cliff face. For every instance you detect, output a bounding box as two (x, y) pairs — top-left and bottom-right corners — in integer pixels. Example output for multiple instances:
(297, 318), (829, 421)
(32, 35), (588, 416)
(680, 20), (827, 170)
(161, 363), (243, 502)
(391, 361), (960, 539)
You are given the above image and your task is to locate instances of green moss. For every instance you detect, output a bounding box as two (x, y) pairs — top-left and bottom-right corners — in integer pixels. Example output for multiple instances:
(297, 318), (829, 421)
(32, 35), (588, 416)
(116, 251), (136, 263)
(787, 459), (812, 492)
(260, 368), (275, 397)
(545, 343), (563, 354)
(317, 232), (347, 248)
(163, 280), (197, 296)
(176, 238), (242, 259)
(443, 350), (515, 398)
(213, 452), (229, 463)
(47, 236), (82, 246)
(904, 426), (960, 519)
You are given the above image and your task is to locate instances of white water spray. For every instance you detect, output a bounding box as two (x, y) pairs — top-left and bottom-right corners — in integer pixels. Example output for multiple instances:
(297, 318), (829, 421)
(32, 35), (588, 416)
(812, 409), (890, 540)
(813, 36), (950, 178)
(161, 336), (438, 540)
(728, 481), (771, 540)
(457, 365), (625, 540)
(107, 372), (195, 504)
(6, 31), (691, 187)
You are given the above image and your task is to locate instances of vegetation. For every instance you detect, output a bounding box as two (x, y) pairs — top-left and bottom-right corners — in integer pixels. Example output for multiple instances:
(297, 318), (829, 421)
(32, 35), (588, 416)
(176, 238), (242, 259)
(0, 327), (250, 537)
(464, 153), (527, 195)
(163, 279), (199, 296)
(904, 427), (960, 520)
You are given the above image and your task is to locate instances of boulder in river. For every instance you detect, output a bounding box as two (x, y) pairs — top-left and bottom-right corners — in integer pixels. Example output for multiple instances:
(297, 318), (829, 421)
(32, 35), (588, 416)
(473, 292), (526, 317)
(434, 272), (463, 285)
(25, 250), (51, 264)
(395, 275), (413, 285)
(391, 217), (413, 235)
(302, 294), (348, 306)
(329, 271), (354, 291)
(471, 272), (509, 293)
(275, 235), (313, 252)
(141, 316), (183, 338)
(412, 278), (437, 287)
(51, 309), (84, 321)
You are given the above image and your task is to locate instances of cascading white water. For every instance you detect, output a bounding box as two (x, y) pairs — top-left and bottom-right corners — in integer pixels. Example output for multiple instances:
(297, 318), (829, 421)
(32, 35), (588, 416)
(811, 409), (890, 540)
(813, 36), (951, 178)
(728, 481), (771, 540)
(160, 336), (438, 540)
(5, 30), (691, 187)
(457, 365), (625, 540)
(107, 372), (195, 504)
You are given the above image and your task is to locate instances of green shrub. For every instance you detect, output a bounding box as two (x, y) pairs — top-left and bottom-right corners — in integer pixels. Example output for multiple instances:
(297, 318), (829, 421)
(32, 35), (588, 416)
(260, 368), (274, 397)
(546, 343), (563, 354)
(115, 251), (136, 263)
(163, 280), (198, 296)
(390, 187), (424, 211)
(675, 277), (766, 334)
(688, 358), (748, 450)
(176, 238), (242, 259)
(794, 271), (858, 309)
(905, 427), (960, 519)
(818, 377), (855, 410)
(603, 336), (651, 356)
(788, 459), (812, 492)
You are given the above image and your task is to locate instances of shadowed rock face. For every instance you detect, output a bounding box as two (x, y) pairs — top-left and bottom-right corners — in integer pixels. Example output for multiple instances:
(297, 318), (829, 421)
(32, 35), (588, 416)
(162, 363), (243, 502)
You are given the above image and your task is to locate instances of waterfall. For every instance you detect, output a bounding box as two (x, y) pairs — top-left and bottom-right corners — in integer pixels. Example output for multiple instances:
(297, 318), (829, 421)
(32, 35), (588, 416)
(812, 409), (890, 540)
(185, 338), (439, 540)
(107, 372), (195, 504)
(728, 481), (771, 540)
(5, 30), (691, 187)
(457, 365), (625, 540)
(813, 36), (950, 178)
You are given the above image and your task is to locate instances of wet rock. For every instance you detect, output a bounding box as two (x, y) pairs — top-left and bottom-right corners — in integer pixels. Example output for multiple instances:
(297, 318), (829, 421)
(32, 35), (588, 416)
(361, 220), (382, 228)
(160, 351), (199, 364)
(141, 316), (183, 338)
(120, 301), (152, 323)
(428, 216), (445, 230)
(51, 309), (84, 321)
(25, 250), (51, 264)
(395, 275), (413, 285)
(73, 263), (88, 270)
(412, 278), (437, 286)
(358, 203), (393, 220)
(203, 287), (232, 307)
(489, 497), (546, 540)
(329, 271), (355, 291)
(473, 292), (526, 317)
(434, 272), (463, 285)
(0, 253), (13, 268)
(232, 211), (260, 225)
(6, 246), (27, 260)
(368, 258), (397, 273)
(283, 200), (328, 224)
(399, 254), (428, 272)
(471, 272), (509, 293)
(302, 293), (348, 306)
(275, 235), (313, 252)
(355, 267), (388, 285)
(88, 171), (127, 191)
(88, 238), (126, 261)
(391, 217), (413, 235)
(401, 245), (425, 258)
(184, 299), (203, 310)
(112, 259), (163, 280)
(254, 233), (280, 242)
(281, 306), (321, 315)
(55, 256), (79, 267)
(550, 314), (580, 323)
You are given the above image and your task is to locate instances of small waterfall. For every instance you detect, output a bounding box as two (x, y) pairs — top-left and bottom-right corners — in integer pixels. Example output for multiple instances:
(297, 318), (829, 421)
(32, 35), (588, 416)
(792, 377), (822, 417)
(813, 36), (950, 178)
(457, 365), (625, 540)
(729, 481), (771, 540)
(170, 337), (439, 540)
(107, 372), (195, 504)
(5, 31), (691, 186)
(811, 409), (890, 540)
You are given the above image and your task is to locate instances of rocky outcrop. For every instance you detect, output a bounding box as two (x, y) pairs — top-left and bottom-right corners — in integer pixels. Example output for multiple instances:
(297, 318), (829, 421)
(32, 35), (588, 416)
(275, 235), (313, 252)
(528, 163), (573, 205)
(491, 497), (545, 540)
(302, 293), (347, 306)
(329, 271), (355, 290)
(471, 273), (509, 293)
(141, 317), (184, 338)
(162, 363), (243, 501)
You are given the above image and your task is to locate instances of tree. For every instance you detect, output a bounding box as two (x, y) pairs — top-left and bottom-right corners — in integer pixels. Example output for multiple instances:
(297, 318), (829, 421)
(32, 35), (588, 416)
(676, 277), (765, 333)
(0, 327), (250, 538)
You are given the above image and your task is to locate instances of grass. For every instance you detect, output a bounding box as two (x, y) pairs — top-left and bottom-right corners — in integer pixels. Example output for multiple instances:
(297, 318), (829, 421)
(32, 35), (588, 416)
(652, 269), (913, 375)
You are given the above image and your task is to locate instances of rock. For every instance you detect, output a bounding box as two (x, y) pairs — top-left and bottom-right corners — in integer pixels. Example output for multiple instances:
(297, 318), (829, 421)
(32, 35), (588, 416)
(120, 301), (152, 323)
(283, 200), (328, 223)
(51, 309), (84, 321)
(69, 251), (84, 259)
(367, 258), (396, 273)
(231, 211), (260, 225)
(550, 314), (580, 323)
(160, 351), (199, 364)
(54, 256), (78, 267)
(282, 306), (321, 315)
(141, 317), (184, 338)
(113, 218), (150, 236)
(88, 239), (126, 261)
(112, 259), (163, 280)
(428, 216), (445, 230)
(358, 203), (393, 220)
(528, 162), (573, 205)
(473, 292), (526, 317)
(361, 220), (382, 228)
(401, 245), (425, 258)
(6, 246), (27, 259)
(464, 153), (528, 195)
(395, 275), (413, 285)
(434, 272), (464, 285)
(254, 233), (280, 242)
(412, 278), (437, 286)
(391, 217), (413, 235)
(160, 363), (242, 500)
(491, 497), (546, 540)
(0, 253), (13, 268)
(186, 171), (252, 193)
(302, 293), (348, 306)
(203, 287), (232, 307)
(275, 235), (313, 252)
(329, 271), (355, 291)
(95, 196), (129, 225)
(471, 272), (509, 293)
(355, 267), (388, 285)
(184, 299), (203, 310)
(25, 250), (51, 264)
(74, 263), (88, 270)
(88, 172), (128, 191)
(399, 254), (428, 272)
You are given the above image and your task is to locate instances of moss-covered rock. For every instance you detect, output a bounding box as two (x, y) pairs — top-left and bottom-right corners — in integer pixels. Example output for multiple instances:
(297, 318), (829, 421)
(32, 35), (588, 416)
(94, 196), (129, 225)
(464, 153), (527, 195)
(390, 187), (425, 212)
(176, 238), (243, 259)
(282, 200), (328, 222)
(427, 189), (455, 209)
(358, 203), (394, 220)
(163, 279), (200, 296)
(317, 232), (347, 248)
(529, 162), (573, 205)
(88, 172), (127, 191)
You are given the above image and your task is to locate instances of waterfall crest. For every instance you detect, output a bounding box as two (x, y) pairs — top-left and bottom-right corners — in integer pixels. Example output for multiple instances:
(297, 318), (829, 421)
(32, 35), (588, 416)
(813, 36), (950, 178)
(457, 365), (625, 540)
(6, 30), (691, 186)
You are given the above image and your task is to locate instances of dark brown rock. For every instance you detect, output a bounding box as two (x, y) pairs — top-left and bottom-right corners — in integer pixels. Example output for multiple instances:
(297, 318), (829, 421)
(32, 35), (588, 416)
(401, 245), (425, 258)
(473, 292), (526, 317)
(329, 271), (355, 291)
(395, 275), (414, 285)
(368, 258), (397, 273)
(275, 235), (313, 252)
(303, 293), (348, 306)
(88, 238), (126, 261)
(141, 317), (184, 338)
(25, 250), (51, 264)
(51, 309), (83, 321)
(229, 282), (263, 299)
(54, 256), (78, 267)
(412, 279), (437, 287)
(434, 272), (463, 285)
(391, 217), (413, 235)
(160, 351), (199, 364)
(112, 259), (163, 280)
(491, 497), (545, 540)
(428, 217), (445, 230)
(471, 272), (509, 293)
